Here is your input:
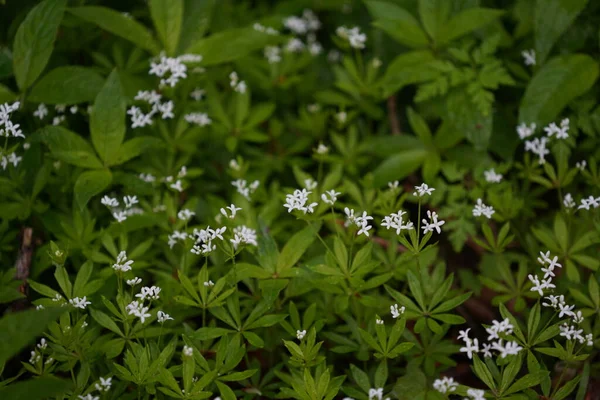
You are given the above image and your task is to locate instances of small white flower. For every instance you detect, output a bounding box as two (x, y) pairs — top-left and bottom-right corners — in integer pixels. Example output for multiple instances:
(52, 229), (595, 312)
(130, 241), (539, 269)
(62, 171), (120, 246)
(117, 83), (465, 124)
(576, 160), (587, 171)
(421, 210), (445, 234)
(190, 88), (205, 101)
(336, 26), (366, 49)
(183, 345), (193, 357)
(157, 311), (173, 323)
(284, 188), (318, 214)
(220, 204), (242, 219)
(544, 118), (569, 139)
(563, 193), (576, 209)
(184, 112), (212, 126)
(135, 286), (161, 301)
(368, 387), (384, 400)
(94, 377), (112, 392)
(37, 338), (47, 350)
(481, 343), (493, 358)
(413, 183), (435, 197)
(321, 189), (341, 205)
(304, 179), (318, 190)
(466, 388), (486, 400)
(296, 329), (306, 340)
(307, 103), (320, 113)
(522, 49), (536, 66)
(78, 395), (99, 400)
(264, 46), (282, 63)
(229, 159), (241, 171)
(335, 111), (347, 124)
(69, 296), (91, 309)
(113, 251), (134, 272)
(484, 168), (503, 183)
(123, 195), (138, 209)
(390, 304), (405, 319)
(36, 304), (44, 310)
(285, 38), (305, 53)
(315, 143), (329, 154)
(33, 104), (48, 119)
(126, 301), (151, 323)
(525, 137), (550, 164)
(572, 310), (584, 324)
(113, 211), (127, 223)
(375, 318), (384, 325)
(460, 337), (479, 359)
(101, 196), (119, 208)
(388, 181), (399, 189)
(432, 377), (457, 394)
(558, 303), (575, 319)
(177, 209), (195, 222)
(126, 277), (142, 286)
(170, 180), (184, 192)
(472, 198), (495, 219)
(203, 280), (215, 287)
(355, 211), (374, 237)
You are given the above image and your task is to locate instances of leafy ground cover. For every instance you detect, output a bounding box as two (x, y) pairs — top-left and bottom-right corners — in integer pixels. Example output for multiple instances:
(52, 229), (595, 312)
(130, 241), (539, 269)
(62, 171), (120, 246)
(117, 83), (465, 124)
(1, 0), (600, 399)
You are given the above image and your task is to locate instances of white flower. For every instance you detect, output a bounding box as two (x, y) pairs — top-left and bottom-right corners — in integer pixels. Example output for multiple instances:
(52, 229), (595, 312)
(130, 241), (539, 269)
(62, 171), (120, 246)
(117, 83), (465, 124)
(572, 310), (584, 324)
(190, 88), (205, 101)
(157, 311), (173, 323)
(381, 210), (414, 234)
(36, 304), (44, 310)
(485, 318), (514, 340)
(70, 106), (78, 114)
(528, 274), (545, 296)
(37, 338), (47, 350)
(336, 26), (366, 49)
(413, 183), (435, 197)
(432, 377), (458, 394)
(586, 334), (593, 346)
(283, 16), (308, 34)
(232, 179), (259, 200)
(94, 377), (112, 392)
(139, 173), (156, 183)
(33, 104), (48, 119)
(101, 196), (119, 208)
(220, 204), (242, 219)
(149, 55), (188, 87)
(304, 179), (318, 190)
(321, 189), (341, 205)
(113, 251), (134, 272)
(135, 286), (161, 301)
(113, 211), (127, 223)
(315, 143), (329, 154)
(544, 118), (569, 139)
(460, 337), (479, 359)
(521, 49), (536, 66)
(229, 159), (241, 171)
(183, 345), (193, 357)
(203, 280), (215, 287)
(284, 188), (318, 214)
(307, 103), (320, 113)
(491, 339), (523, 358)
(184, 112), (212, 126)
(578, 195), (600, 210)
(336, 111), (347, 124)
(344, 207), (355, 226)
(390, 304), (405, 319)
(576, 160), (587, 171)
(229, 71), (247, 93)
(542, 294), (560, 309)
(230, 225), (258, 250)
(178, 54), (203, 63)
(422, 210), (445, 234)
(177, 209), (195, 222)
(484, 168), (503, 183)
(253, 23), (280, 35)
(0, 102), (24, 138)
(69, 296), (91, 309)
(264, 46), (282, 63)
(285, 38), (305, 53)
(191, 226), (227, 255)
(126, 301), (151, 323)
(375, 318), (384, 325)
(29, 350), (41, 364)
(126, 277), (142, 286)
(563, 193), (576, 209)
(170, 180), (184, 192)
(355, 211), (374, 237)
(466, 388), (486, 400)
(472, 198), (495, 219)
(296, 330), (306, 340)
(123, 195), (138, 209)
(558, 303), (575, 319)
(52, 115), (65, 125)
(388, 181), (399, 189)
(78, 395), (99, 400)
(481, 343), (493, 358)
(368, 387), (384, 400)
(524, 137), (550, 164)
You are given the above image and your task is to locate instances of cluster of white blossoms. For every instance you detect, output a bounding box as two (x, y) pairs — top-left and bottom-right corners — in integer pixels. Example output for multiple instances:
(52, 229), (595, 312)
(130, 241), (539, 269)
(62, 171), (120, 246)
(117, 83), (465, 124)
(69, 296), (92, 309)
(577, 195), (600, 210)
(432, 377), (458, 394)
(457, 319), (523, 360)
(284, 188), (318, 214)
(1, 101), (24, 170)
(33, 103), (77, 126)
(163, 165), (188, 192)
(101, 194), (143, 223)
(521, 49), (536, 66)
(149, 54), (194, 88)
(314, 143), (329, 155)
(230, 225), (258, 250)
(183, 345), (194, 357)
(524, 137), (549, 164)
(344, 208), (374, 237)
(563, 193), (576, 209)
(336, 26), (367, 49)
(28, 338), (55, 367)
(253, 22), (279, 36)
(220, 204), (242, 219)
(413, 183), (435, 197)
(231, 179), (259, 200)
(516, 122), (536, 139)
(190, 87), (205, 101)
(94, 377), (112, 392)
(128, 90), (174, 129)
(390, 303), (405, 319)
(321, 189), (341, 205)
(296, 329), (306, 340)
(177, 208), (195, 222)
(229, 71), (247, 94)
(421, 210), (445, 234)
(472, 198), (495, 219)
(367, 387), (390, 400)
(381, 210), (414, 234)
(191, 226), (227, 255)
(543, 118), (569, 139)
(484, 168), (502, 183)
(112, 251), (134, 272)
(136, 286), (161, 300)
(519, 118), (570, 164)
(264, 46), (282, 64)
(184, 112), (212, 126)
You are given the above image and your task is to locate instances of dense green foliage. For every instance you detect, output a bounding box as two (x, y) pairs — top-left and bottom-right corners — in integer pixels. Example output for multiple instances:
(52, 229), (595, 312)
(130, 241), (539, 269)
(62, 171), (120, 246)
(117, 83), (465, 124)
(1, 0), (600, 399)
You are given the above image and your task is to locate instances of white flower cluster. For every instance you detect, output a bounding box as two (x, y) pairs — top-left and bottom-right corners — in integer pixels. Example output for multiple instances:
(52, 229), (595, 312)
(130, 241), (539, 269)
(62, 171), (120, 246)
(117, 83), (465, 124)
(432, 377), (458, 394)
(126, 300), (151, 324)
(149, 55), (188, 87)
(183, 345), (194, 357)
(284, 188), (318, 214)
(94, 377), (112, 392)
(314, 143), (329, 155)
(253, 22), (279, 36)
(421, 210), (445, 234)
(0, 101), (23, 138)
(577, 195), (600, 210)
(516, 122), (536, 139)
(472, 198), (495, 219)
(177, 208), (195, 222)
(1, 151), (22, 170)
(127, 277), (142, 286)
(368, 387), (390, 400)
(231, 179), (259, 200)
(336, 26), (367, 49)
(184, 112), (212, 126)
(344, 208), (374, 237)
(390, 303), (405, 319)
(381, 210), (414, 234)
(458, 319), (523, 360)
(69, 296), (91, 309)
(128, 90), (174, 128)
(231, 225), (258, 250)
(484, 168), (503, 183)
(296, 329), (306, 340)
(321, 189), (341, 205)
(528, 250), (561, 296)
(229, 72), (247, 94)
(168, 230), (188, 249)
(524, 137), (550, 165)
(78, 394), (99, 400)
(413, 183), (435, 197)
(101, 195), (143, 223)
(521, 49), (536, 66)
(112, 251), (134, 272)
(190, 88), (205, 101)
(191, 226), (226, 255)
(544, 118), (569, 139)
(163, 165), (188, 192)
(520, 118), (570, 164)
(264, 46), (282, 64)
(563, 193), (576, 209)
(220, 204), (242, 219)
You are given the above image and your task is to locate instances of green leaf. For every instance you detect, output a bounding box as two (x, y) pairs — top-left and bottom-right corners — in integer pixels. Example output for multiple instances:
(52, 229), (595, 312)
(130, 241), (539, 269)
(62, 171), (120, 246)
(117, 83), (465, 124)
(373, 148), (428, 187)
(432, 292), (471, 313)
(0, 83), (17, 103)
(12, 0), (66, 90)
(186, 26), (279, 66)
(519, 54), (599, 126)
(554, 376), (581, 400)
(0, 308), (65, 365)
(149, 0), (183, 55)
(112, 136), (162, 166)
(90, 308), (123, 336)
(177, 0), (214, 53)
(407, 107), (434, 147)
(366, 1), (429, 48)
(68, 6), (160, 53)
(534, 0), (589, 65)
(192, 327), (233, 340)
(350, 364), (370, 393)
(445, 90), (492, 150)
(73, 261), (93, 297)
(42, 126), (103, 169)
(91, 70), (126, 165)
(418, 0), (450, 42)
(505, 371), (547, 394)
(472, 355), (496, 390)
(438, 8), (505, 45)
(277, 223), (319, 272)
(74, 169), (112, 211)
(0, 377), (71, 400)
(28, 66), (104, 104)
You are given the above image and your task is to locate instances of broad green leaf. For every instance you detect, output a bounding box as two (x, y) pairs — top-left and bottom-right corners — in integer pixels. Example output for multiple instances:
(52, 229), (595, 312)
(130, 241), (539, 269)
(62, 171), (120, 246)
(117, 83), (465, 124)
(378, 51), (438, 97)
(186, 26), (279, 65)
(472, 355), (496, 390)
(74, 169), (112, 211)
(373, 148), (428, 187)
(534, 0), (589, 65)
(350, 364), (370, 393)
(505, 371), (547, 394)
(149, 0), (183, 55)
(90, 308), (123, 336)
(177, 0), (215, 53)
(0, 308), (65, 365)
(438, 8), (505, 45)
(277, 223), (319, 272)
(42, 126), (102, 169)
(91, 70), (126, 165)
(12, 0), (66, 90)
(0, 377), (71, 400)
(68, 6), (160, 53)
(112, 136), (162, 166)
(418, 0), (451, 41)
(554, 376), (581, 400)
(192, 328), (234, 340)
(366, 1), (429, 48)
(445, 90), (492, 150)
(519, 54), (599, 126)
(28, 66), (104, 104)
